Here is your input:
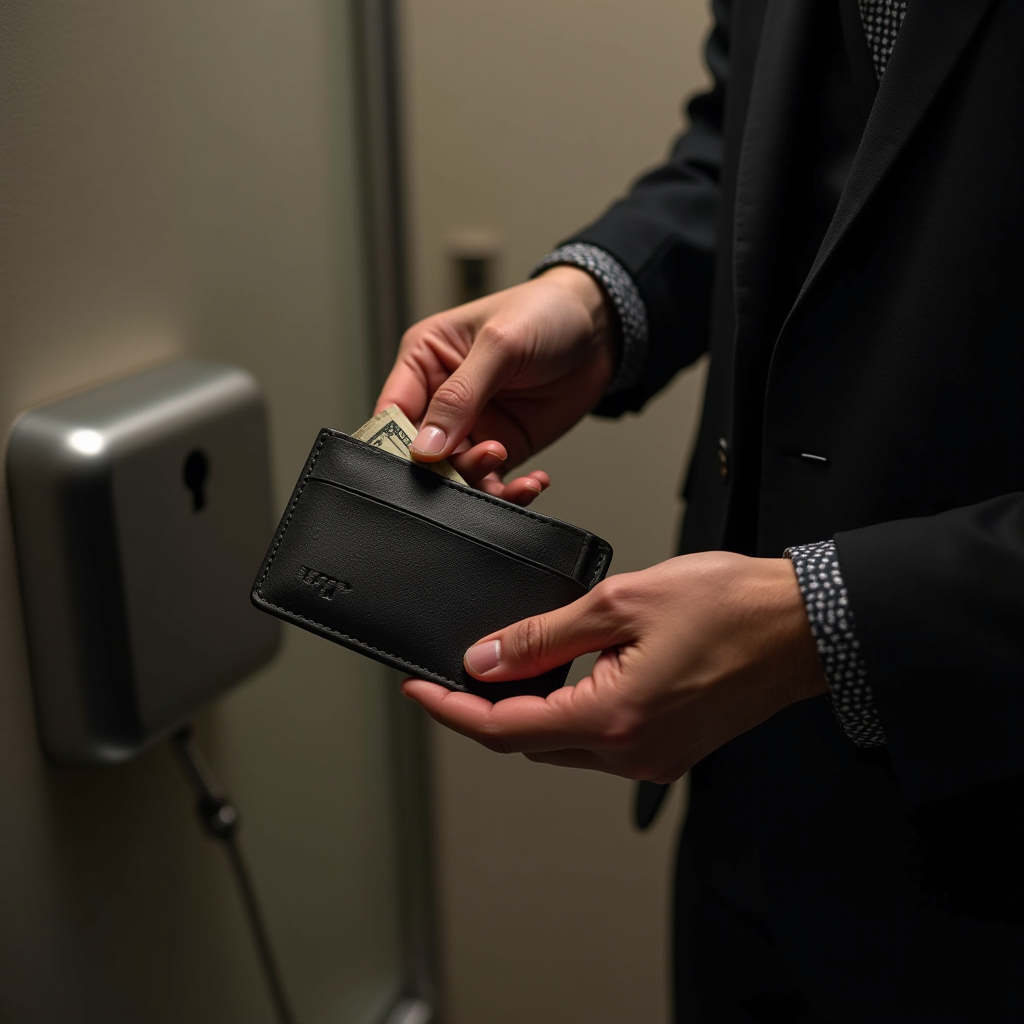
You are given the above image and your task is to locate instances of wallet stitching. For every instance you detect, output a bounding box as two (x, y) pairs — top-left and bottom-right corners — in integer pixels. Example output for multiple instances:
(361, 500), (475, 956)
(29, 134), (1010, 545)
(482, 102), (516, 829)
(258, 597), (462, 687)
(589, 544), (610, 588)
(308, 475), (587, 586)
(332, 432), (588, 550)
(254, 433), (327, 595)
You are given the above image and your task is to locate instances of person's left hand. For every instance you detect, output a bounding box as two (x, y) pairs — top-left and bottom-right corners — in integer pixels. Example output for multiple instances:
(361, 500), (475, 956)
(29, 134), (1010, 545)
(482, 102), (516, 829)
(401, 552), (828, 780)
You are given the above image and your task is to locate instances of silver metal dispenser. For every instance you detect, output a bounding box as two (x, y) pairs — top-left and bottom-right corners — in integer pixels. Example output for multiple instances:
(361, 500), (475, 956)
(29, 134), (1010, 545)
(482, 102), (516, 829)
(7, 359), (282, 763)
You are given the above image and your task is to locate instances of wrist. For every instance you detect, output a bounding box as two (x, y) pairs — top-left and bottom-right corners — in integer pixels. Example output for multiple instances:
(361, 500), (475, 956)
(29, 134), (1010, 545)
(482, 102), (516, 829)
(538, 265), (621, 366)
(758, 558), (829, 703)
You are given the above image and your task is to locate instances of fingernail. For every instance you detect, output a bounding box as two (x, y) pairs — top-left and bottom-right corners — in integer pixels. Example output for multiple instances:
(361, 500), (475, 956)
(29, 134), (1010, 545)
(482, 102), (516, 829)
(465, 639), (501, 675)
(411, 426), (447, 456)
(516, 483), (542, 506)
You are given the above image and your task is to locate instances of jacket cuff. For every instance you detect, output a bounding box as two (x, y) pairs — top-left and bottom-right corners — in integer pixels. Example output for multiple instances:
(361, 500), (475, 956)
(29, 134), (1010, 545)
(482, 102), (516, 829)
(530, 243), (649, 395)
(787, 539), (887, 748)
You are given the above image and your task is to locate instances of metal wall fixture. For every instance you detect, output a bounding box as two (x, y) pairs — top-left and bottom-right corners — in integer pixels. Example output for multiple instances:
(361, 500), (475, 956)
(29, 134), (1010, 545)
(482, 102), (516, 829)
(7, 359), (281, 763)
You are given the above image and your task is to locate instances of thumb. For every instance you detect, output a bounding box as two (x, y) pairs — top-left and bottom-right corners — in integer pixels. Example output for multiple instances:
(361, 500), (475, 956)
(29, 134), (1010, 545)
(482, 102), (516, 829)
(464, 585), (632, 682)
(410, 322), (518, 461)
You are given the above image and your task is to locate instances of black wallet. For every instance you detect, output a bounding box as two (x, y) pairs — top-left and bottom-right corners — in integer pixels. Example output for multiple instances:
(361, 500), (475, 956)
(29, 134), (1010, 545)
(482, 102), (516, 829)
(251, 429), (613, 701)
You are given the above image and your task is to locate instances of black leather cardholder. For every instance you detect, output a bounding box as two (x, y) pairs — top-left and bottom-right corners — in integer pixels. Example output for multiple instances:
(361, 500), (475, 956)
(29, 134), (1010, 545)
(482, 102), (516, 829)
(251, 429), (612, 701)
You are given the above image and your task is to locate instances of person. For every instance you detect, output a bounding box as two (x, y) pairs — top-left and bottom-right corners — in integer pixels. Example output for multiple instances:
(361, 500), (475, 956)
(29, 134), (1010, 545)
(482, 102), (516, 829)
(377, 1), (1023, 1020)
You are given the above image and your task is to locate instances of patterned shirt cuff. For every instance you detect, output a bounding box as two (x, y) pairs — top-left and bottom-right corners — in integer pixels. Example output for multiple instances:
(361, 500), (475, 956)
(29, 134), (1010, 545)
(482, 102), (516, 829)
(787, 539), (887, 748)
(530, 243), (649, 395)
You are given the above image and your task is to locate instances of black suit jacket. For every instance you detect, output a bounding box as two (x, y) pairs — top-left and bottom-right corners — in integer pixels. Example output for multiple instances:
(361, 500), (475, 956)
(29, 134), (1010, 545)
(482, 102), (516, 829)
(569, 1), (1022, 1019)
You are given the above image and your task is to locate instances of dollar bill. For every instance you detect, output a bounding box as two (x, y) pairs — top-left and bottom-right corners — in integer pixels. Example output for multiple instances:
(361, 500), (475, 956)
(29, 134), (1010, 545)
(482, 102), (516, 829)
(352, 404), (467, 485)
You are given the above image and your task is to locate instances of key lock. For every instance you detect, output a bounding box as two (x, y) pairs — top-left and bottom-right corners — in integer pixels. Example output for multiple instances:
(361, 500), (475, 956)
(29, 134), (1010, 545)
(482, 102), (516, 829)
(183, 449), (210, 511)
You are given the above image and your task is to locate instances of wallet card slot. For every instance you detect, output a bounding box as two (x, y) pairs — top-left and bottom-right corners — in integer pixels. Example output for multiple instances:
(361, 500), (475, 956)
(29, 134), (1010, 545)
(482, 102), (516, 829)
(252, 478), (588, 700)
(308, 476), (586, 586)
(308, 431), (588, 581)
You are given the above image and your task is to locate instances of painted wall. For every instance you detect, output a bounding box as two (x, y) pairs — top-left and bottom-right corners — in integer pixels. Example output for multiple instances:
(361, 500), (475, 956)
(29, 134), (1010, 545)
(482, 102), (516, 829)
(0, 3), (404, 1022)
(402, 1), (714, 1022)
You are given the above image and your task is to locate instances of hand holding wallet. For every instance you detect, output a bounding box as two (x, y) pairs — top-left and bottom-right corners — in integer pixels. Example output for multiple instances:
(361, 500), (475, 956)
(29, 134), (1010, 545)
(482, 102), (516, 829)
(251, 428), (612, 701)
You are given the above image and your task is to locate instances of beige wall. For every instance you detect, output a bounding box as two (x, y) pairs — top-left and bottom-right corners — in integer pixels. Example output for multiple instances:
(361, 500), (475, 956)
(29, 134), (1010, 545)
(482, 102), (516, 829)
(0, 3), (404, 1022)
(402, 2), (713, 1022)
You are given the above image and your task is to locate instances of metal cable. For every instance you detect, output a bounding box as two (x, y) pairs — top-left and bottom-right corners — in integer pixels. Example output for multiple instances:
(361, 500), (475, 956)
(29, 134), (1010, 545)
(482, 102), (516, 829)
(172, 726), (296, 1024)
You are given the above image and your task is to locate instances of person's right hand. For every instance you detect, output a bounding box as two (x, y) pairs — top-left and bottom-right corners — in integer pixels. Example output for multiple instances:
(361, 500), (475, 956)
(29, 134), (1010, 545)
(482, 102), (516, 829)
(375, 265), (620, 505)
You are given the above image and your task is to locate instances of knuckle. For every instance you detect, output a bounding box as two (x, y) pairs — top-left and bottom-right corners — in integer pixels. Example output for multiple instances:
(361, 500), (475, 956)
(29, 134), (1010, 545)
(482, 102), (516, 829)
(398, 319), (434, 352)
(511, 616), (548, 670)
(476, 320), (517, 350)
(431, 375), (475, 418)
(597, 704), (645, 751)
(590, 575), (630, 617)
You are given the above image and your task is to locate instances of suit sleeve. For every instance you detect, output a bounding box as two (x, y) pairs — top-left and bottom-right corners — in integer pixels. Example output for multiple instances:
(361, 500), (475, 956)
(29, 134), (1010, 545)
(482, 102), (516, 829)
(564, 0), (731, 417)
(835, 494), (1024, 805)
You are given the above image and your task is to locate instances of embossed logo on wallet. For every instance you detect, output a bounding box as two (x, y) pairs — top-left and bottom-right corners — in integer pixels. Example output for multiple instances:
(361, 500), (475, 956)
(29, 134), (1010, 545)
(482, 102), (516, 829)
(297, 565), (350, 599)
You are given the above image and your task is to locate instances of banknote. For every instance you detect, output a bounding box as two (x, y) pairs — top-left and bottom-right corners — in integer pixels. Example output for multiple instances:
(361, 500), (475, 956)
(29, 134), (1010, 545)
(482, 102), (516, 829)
(352, 404), (467, 484)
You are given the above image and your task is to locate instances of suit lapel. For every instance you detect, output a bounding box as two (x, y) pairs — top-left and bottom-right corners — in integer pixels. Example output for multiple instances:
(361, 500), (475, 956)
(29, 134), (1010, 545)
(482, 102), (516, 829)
(788, 0), (996, 316)
(731, 1), (816, 357)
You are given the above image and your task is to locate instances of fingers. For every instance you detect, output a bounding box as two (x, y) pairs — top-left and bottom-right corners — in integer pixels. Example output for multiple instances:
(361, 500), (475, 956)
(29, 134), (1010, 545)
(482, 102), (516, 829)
(375, 354), (431, 424)
(446, 441), (550, 503)
(401, 677), (592, 754)
(506, 470), (550, 504)
(463, 581), (632, 682)
(376, 316), (475, 421)
(409, 326), (520, 461)
(448, 441), (508, 485)
(475, 470), (550, 506)
(402, 679), (684, 781)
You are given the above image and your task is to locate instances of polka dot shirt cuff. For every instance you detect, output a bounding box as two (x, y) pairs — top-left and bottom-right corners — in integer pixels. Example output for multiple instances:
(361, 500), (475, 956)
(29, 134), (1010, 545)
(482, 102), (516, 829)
(530, 243), (649, 396)
(787, 539), (887, 748)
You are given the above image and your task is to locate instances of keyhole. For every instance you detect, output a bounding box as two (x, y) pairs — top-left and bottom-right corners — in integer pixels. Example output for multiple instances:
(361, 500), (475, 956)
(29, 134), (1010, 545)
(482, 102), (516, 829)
(183, 449), (209, 512)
